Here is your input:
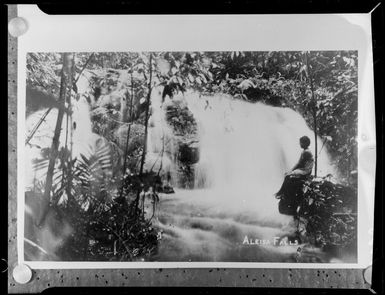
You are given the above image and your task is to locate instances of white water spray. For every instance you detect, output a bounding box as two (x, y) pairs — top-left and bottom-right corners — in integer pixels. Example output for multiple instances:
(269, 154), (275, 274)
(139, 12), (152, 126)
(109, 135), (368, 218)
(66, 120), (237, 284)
(147, 90), (337, 262)
(145, 88), (179, 183)
(147, 90), (334, 223)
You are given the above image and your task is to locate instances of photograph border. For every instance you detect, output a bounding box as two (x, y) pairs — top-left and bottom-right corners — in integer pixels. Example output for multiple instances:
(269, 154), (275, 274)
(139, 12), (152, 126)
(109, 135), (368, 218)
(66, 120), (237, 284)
(5, 2), (378, 290)
(17, 6), (374, 270)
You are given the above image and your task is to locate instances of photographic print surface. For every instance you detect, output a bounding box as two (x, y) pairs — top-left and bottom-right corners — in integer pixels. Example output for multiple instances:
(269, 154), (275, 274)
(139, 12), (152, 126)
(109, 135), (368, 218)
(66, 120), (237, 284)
(23, 51), (358, 264)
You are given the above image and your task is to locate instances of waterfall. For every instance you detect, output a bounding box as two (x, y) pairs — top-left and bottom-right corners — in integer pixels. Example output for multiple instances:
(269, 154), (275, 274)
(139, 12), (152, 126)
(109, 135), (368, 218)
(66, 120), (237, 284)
(147, 90), (335, 222)
(145, 87), (179, 184)
(146, 90), (339, 262)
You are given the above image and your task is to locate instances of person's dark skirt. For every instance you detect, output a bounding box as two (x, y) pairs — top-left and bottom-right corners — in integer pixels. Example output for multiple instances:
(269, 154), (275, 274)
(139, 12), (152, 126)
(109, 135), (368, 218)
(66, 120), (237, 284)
(275, 175), (308, 216)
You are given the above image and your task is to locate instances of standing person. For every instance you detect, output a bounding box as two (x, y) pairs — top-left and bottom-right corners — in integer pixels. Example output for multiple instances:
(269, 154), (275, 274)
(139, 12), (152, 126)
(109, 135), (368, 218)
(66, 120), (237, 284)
(275, 136), (314, 213)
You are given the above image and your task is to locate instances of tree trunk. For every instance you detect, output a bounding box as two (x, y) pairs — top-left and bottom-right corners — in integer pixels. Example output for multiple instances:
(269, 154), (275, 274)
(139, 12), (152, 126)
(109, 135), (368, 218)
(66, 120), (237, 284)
(25, 107), (53, 145)
(135, 54), (153, 215)
(37, 53), (74, 227)
(26, 54), (92, 147)
(65, 53), (92, 198)
(139, 53), (153, 175)
(66, 55), (75, 199)
(312, 101), (318, 177)
(305, 51), (318, 177)
(119, 71), (135, 198)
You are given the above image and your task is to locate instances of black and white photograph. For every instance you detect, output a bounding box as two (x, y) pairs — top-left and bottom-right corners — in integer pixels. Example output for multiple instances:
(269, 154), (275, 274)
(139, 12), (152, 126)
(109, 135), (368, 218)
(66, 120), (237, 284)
(23, 50), (359, 264)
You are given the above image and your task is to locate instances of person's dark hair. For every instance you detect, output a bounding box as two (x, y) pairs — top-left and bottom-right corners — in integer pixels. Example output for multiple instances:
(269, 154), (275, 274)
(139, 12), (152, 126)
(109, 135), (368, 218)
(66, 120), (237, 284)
(300, 136), (311, 148)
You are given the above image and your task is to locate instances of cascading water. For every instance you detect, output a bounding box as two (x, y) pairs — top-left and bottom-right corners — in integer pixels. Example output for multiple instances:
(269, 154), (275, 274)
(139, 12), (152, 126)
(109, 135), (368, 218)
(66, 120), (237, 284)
(147, 89), (336, 262)
(145, 87), (179, 184)
(183, 91), (334, 220)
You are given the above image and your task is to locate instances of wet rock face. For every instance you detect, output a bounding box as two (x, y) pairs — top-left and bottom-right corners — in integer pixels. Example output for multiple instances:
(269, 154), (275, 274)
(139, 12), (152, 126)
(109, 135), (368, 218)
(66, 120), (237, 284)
(163, 96), (200, 188)
(164, 100), (197, 137)
(178, 143), (199, 165)
(176, 143), (200, 189)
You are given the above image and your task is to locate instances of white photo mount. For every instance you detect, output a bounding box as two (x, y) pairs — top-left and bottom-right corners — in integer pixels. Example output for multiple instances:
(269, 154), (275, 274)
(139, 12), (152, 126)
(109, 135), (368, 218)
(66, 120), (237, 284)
(9, 4), (376, 282)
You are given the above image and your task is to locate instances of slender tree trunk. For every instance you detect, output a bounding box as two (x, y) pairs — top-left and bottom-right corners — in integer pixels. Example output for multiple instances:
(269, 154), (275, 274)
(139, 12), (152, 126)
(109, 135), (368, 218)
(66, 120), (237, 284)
(61, 107), (69, 190)
(74, 53), (94, 85)
(135, 53), (153, 215)
(139, 53), (153, 175)
(37, 53), (74, 227)
(305, 51), (318, 177)
(25, 107), (53, 145)
(66, 53), (92, 199)
(26, 54), (93, 147)
(119, 71), (135, 198)
(312, 100), (318, 177)
(66, 57), (75, 199)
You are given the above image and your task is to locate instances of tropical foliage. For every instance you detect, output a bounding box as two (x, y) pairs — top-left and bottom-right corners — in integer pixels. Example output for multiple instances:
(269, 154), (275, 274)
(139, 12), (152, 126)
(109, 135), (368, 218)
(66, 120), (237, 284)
(299, 177), (357, 251)
(25, 50), (358, 260)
